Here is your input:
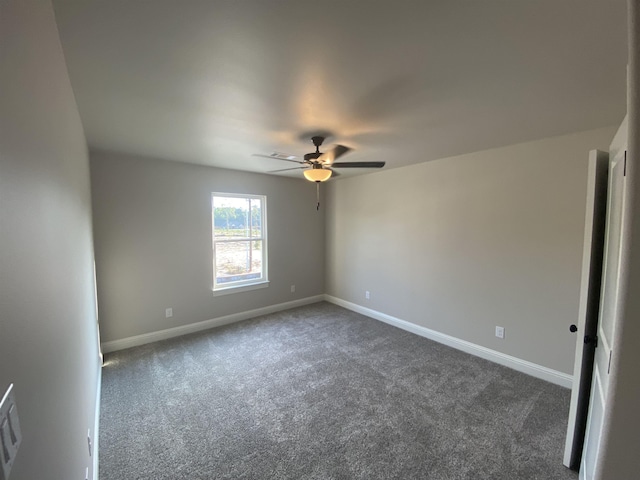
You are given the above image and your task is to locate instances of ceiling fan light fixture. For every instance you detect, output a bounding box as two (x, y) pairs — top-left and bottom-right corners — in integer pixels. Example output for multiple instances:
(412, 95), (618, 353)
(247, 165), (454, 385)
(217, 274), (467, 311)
(303, 168), (332, 182)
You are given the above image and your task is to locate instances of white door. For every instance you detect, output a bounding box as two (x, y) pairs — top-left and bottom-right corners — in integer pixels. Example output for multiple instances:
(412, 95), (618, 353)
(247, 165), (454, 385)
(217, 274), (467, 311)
(580, 135), (627, 479)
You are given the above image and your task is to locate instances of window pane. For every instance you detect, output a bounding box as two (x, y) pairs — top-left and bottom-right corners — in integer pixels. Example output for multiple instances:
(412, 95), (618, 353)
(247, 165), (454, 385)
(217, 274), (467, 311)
(213, 197), (250, 239)
(250, 199), (262, 238)
(215, 240), (263, 285)
(212, 193), (267, 292)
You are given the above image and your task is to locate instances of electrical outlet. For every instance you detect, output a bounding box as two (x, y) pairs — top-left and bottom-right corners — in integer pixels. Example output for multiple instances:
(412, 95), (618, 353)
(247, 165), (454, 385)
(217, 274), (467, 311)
(495, 326), (505, 339)
(165, 308), (173, 318)
(365, 291), (370, 300)
(290, 285), (295, 293)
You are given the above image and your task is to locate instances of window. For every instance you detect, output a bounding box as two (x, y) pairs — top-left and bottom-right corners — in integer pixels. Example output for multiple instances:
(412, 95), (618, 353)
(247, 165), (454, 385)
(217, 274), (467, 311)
(212, 193), (268, 294)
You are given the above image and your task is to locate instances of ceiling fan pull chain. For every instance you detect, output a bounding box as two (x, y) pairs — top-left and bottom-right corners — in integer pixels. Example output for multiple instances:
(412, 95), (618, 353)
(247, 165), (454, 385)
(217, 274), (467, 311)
(316, 182), (320, 210)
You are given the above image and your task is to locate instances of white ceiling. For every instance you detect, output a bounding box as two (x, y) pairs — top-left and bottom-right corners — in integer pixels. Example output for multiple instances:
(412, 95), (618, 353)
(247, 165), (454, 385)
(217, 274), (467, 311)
(53, 0), (628, 178)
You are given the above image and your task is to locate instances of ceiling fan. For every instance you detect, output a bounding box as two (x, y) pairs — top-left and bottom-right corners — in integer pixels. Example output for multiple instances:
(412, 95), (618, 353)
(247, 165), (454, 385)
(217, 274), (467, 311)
(254, 136), (385, 183)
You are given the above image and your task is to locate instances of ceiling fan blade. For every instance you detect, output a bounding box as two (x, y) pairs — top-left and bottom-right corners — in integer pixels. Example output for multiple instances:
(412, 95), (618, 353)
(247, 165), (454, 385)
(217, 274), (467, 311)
(252, 154), (304, 164)
(331, 161), (386, 168)
(319, 144), (351, 164)
(268, 167), (308, 173)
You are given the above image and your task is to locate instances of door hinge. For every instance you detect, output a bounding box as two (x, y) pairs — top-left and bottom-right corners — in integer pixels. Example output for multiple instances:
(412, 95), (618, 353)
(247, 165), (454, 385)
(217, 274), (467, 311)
(624, 151), (627, 176)
(584, 334), (598, 348)
(608, 350), (613, 374)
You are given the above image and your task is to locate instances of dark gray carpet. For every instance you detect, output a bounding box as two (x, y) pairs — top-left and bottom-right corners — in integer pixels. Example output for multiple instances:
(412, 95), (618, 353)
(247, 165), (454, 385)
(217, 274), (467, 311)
(99, 302), (577, 480)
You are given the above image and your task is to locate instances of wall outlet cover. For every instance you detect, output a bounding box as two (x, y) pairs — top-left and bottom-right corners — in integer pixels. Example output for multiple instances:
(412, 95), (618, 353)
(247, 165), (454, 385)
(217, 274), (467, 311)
(165, 308), (173, 318)
(495, 326), (505, 339)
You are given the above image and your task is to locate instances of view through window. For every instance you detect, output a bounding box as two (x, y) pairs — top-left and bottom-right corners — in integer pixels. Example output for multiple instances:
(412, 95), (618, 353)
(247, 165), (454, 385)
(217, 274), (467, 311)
(212, 193), (267, 292)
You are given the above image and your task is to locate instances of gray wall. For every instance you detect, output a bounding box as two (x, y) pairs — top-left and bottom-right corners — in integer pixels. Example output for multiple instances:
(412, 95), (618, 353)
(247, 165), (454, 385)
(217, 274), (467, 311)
(0, 1), (101, 479)
(90, 151), (325, 343)
(326, 127), (616, 375)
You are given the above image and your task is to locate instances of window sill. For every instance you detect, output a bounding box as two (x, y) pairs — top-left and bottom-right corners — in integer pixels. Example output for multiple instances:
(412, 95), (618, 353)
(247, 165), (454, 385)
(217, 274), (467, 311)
(212, 280), (270, 297)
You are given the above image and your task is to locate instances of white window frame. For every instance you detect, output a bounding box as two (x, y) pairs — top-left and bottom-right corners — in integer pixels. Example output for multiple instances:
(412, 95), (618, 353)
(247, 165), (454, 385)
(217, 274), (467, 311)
(212, 193), (268, 295)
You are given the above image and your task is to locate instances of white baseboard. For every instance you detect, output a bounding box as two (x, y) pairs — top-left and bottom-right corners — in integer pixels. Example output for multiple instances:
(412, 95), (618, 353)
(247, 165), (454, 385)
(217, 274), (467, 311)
(324, 295), (573, 388)
(93, 362), (101, 480)
(101, 295), (325, 353)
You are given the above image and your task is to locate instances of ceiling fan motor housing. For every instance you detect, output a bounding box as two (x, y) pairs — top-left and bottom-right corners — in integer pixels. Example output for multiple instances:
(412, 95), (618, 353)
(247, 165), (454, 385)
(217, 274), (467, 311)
(304, 152), (322, 162)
